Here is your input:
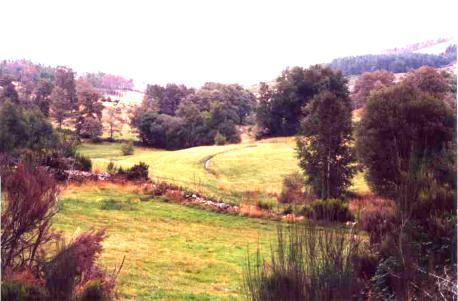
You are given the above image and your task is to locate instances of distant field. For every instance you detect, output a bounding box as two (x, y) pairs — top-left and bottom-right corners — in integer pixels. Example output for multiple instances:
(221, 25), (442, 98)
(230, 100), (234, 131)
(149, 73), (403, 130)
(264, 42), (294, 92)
(54, 183), (277, 300)
(77, 137), (369, 204)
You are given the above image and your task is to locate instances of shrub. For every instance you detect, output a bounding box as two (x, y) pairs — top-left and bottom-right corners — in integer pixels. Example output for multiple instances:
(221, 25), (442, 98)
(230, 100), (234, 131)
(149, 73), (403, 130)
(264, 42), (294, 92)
(256, 199), (275, 211)
(214, 132), (227, 145)
(44, 230), (107, 300)
(164, 190), (185, 203)
(106, 161), (116, 174)
(306, 199), (353, 222)
(120, 142), (134, 156)
(244, 224), (361, 300)
(278, 172), (307, 204)
(124, 162), (149, 180)
(281, 204), (294, 215)
(79, 280), (111, 301)
(1, 163), (58, 272)
(150, 181), (171, 196)
(357, 198), (396, 245)
(74, 154), (92, 171)
(1, 281), (48, 301)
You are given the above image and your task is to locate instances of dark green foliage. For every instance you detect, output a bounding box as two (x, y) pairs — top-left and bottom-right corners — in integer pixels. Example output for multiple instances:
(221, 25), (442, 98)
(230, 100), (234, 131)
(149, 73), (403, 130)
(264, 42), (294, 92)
(134, 82), (254, 149)
(106, 161), (116, 174)
(214, 132), (227, 145)
(329, 52), (454, 75)
(305, 199), (353, 222)
(80, 280), (111, 301)
(244, 224), (360, 301)
(256, 65), (353, 138)
(185, 82), (256, 125)
(132, 103), (240, 149)
(74, 154), (92, 171)
(297, 90), (356, 199)
(124, 162), (149, 180)
(1, 281), (48, 301)
(278, 172), (305, 204)
(143, 83), (194, 116)
(255, 199), (274, 211)
(0, 76), (19, 104)
(120, 142), (134, 155)
(75, 80), (104, 140)
(356, 84), (455, 199)
(0, 100), (58, 154)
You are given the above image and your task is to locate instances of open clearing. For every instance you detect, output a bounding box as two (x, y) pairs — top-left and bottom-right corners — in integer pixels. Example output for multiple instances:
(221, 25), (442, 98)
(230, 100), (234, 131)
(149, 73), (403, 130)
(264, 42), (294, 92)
(54, 183), (277, 300)
(77, 137), (369, 204)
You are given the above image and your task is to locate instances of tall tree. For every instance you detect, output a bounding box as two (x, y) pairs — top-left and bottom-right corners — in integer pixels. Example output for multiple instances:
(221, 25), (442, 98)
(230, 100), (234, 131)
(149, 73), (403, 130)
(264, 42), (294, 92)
(297, 90), (356, 199)
(75, 80), (104, 139)
(33, 79), (54, 117)
(0, 76), (19, 104)
(50, 87), (69, 128)
(103, 103), (125, 140)
(256, 65), (348, 138)
(49, 67), (77, 128)
(356, 83), (455, 198)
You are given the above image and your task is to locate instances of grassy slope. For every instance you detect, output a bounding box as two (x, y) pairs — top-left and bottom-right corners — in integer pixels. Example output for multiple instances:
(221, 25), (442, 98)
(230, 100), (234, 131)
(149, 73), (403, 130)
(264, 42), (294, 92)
(55, 183), (276, 300)
(77, 137), (369, 204)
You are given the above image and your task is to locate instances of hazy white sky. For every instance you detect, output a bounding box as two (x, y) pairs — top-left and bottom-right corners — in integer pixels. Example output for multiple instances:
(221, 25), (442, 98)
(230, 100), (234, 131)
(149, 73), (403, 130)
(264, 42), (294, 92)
(0, 0), (455, 88)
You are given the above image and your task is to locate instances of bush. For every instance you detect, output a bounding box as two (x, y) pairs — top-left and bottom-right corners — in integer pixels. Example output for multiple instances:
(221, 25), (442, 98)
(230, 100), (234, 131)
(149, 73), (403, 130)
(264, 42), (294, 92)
(1, 163), (58, 272)
(1, 281), (48, 301)
(120, 142), (134, 156)
(214, 132), (227, 145)
(306, 199), (353, 222)
(278, 172), (307, 204)
(244, 224), (361, 300)
(74, 154), (92, 171)
(44, 230), (107, 300)
(256, 199), (275, 211)
(106, 161), (116, 174)
(80, 280), (111, 301)
(164, 190), (185, 203)
(282, 204), (294, 215)
(357, 198), (396, 245)
(124, 162), (149, 180)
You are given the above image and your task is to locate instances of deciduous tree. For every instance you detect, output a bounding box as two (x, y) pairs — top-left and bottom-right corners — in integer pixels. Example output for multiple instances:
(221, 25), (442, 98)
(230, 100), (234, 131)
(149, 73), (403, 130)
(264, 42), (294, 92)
(297, 91), (356, 199)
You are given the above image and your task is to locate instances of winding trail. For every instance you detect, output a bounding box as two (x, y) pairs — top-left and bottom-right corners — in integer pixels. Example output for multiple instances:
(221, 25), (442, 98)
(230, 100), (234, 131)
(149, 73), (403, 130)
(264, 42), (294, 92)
(202, 145), (257, 175)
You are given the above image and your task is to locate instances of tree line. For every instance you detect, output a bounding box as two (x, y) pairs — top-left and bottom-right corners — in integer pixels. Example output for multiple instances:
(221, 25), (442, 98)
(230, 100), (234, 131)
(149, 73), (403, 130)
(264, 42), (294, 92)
(328, 44), (456, 75)
(132, 82), (256, 149)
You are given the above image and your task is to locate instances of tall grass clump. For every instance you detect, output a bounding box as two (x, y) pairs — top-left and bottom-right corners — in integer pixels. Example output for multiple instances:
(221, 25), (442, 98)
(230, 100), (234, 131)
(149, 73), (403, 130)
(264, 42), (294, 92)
(243, 223), (361, 300)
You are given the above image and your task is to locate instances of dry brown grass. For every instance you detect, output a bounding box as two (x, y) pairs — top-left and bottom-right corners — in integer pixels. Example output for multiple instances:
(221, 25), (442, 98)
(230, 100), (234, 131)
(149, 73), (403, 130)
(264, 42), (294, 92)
(239, 203), (266, 218)
(348, 193), (396, 218)
(63, 181), (144, 196)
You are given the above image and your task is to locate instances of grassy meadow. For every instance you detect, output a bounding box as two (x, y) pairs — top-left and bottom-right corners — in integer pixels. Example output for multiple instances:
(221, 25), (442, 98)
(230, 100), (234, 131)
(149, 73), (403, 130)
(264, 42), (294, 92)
(77, 137), (369, 204)
(54, 182), (277, 300)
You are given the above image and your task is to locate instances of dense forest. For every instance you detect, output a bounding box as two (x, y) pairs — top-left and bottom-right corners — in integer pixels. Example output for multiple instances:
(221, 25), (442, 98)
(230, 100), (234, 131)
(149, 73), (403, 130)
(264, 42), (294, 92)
(329, 44), (456, 75)
(132, 82), (256, 149)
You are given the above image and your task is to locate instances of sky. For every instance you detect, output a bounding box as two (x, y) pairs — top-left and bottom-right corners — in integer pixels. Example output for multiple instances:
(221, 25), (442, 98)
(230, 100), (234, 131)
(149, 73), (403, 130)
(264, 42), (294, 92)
(0, 0), (455, 88)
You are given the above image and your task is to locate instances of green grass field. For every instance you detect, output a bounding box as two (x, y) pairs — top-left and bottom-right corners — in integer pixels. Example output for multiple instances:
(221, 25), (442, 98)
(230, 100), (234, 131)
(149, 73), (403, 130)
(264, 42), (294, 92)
(77, 137), (369, 204)
(54, 183), (277, 300)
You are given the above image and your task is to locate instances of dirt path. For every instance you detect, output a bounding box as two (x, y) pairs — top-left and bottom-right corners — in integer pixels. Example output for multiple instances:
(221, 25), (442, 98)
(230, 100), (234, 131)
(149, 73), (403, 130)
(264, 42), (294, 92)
(202, 145), (256, 175)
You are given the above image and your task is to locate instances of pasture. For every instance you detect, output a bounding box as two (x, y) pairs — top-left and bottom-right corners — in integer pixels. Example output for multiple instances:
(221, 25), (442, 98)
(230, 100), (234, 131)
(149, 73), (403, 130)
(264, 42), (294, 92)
(77, 137), (369, 204)
(54, 182), (277, 300)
